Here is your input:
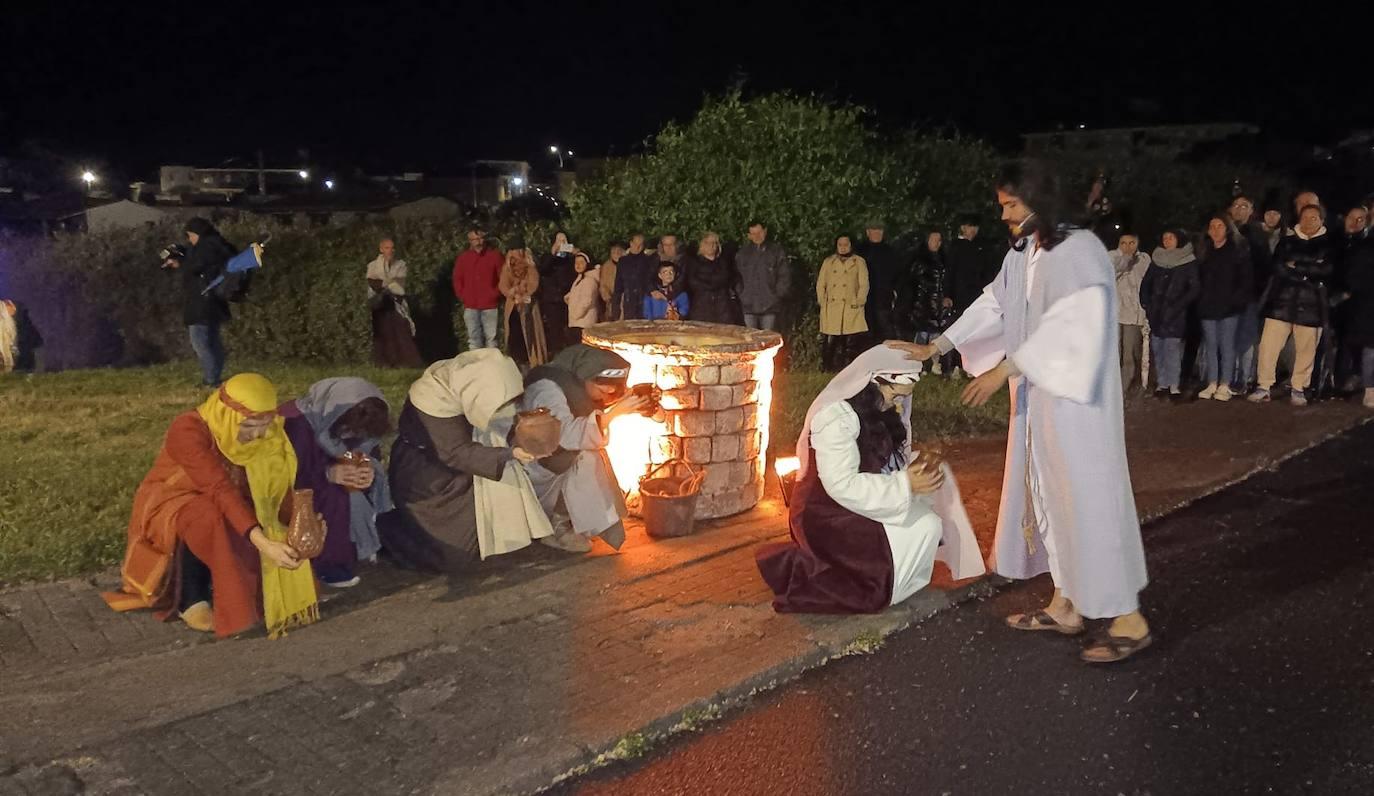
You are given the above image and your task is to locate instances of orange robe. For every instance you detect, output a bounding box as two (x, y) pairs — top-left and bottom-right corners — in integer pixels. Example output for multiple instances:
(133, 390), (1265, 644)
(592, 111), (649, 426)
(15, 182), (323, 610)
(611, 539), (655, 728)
(103, 412), (290, 637)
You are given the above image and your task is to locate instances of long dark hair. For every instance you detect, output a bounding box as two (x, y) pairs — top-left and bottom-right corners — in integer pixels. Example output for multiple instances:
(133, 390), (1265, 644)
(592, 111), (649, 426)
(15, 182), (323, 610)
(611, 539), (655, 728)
(845, 383), (908, 474)
(995, 160), (1072, 251)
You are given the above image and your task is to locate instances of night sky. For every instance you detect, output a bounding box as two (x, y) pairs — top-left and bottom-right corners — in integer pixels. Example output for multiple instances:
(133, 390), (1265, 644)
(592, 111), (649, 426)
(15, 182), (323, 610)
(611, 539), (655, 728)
(2, 2), (1368, 179)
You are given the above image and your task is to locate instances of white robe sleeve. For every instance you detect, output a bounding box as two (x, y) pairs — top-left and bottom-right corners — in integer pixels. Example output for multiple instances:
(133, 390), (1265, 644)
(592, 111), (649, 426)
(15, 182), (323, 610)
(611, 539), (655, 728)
(811, 403), (913, 524)
(940, 287), (1006, 376)
(387, 259), (408, 295)
(1008, 285), (1108, 404)
(525, 379), (606, 450)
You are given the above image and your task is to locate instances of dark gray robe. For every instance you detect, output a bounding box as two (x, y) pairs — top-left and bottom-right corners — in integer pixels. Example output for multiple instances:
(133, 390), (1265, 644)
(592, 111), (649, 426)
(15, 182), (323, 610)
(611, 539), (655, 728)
(383, 399), (513, 569)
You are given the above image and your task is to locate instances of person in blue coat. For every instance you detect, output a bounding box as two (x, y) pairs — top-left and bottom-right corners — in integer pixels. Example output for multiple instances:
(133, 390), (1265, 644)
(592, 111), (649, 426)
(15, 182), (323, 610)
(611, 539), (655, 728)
(643, 262), (690, 320)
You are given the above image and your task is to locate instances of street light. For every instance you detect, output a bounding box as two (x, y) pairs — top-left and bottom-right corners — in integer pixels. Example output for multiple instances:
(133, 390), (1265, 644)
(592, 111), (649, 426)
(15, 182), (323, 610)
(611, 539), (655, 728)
(512, 177), (524, 187)
(324, 179), (335, 190)
(80, 170), (97, 185)
(549, 144), (564, 168)
(298, 169), (309, 180)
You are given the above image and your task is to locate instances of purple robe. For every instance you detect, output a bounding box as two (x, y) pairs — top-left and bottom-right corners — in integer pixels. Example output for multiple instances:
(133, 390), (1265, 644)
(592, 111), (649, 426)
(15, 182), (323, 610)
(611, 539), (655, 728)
(281, 409), (356, 583)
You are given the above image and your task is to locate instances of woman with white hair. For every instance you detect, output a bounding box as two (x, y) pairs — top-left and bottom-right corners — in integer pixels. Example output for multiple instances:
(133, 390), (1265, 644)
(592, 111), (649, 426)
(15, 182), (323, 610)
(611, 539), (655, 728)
(683, 232), (743, 325)
(755, 345), (984, 613)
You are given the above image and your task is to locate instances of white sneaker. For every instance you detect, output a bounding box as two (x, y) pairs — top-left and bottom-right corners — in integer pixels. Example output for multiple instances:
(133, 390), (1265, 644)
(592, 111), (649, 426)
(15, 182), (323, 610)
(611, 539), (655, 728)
(1290, 392), (1308, 407)
(1198, 383), (1218, 400)
(1247, 388), (1270, 403)
(1214, 385), (1233, 402)
(1364, 388), (1374, 409)
(324, 576), (361, 589)
(931, 360), (943, 376)
(951, 367), (966, 380)
(540, 530), (593, 553)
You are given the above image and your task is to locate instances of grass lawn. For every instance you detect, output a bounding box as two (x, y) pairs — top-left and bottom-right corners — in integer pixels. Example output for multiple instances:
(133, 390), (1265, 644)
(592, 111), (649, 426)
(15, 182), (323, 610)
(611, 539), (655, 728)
(0, 360), (1005, 584)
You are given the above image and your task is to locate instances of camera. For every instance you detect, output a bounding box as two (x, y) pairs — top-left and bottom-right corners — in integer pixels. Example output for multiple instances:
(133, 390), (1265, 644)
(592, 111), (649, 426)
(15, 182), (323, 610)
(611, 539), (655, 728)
(158, 243), (187, 268)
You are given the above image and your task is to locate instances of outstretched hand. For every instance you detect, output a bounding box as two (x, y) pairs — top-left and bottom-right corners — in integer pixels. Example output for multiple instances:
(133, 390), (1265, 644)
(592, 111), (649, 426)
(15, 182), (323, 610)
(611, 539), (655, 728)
(886, 340), (937, 362)
(961, 361), (1011, 407)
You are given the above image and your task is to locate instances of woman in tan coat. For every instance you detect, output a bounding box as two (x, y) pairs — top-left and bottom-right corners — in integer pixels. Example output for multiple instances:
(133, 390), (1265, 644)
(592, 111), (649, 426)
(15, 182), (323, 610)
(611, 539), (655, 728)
(499, 244), (548, 367)
(817, 234), (870, 370)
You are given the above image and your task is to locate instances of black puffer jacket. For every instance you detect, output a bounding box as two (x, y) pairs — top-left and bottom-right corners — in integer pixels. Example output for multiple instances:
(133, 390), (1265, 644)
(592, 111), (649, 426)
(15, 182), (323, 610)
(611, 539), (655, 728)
(1140, 244), (1201, 338)
(179, 220), (236, 326)
(1264, 231), (1334, 328)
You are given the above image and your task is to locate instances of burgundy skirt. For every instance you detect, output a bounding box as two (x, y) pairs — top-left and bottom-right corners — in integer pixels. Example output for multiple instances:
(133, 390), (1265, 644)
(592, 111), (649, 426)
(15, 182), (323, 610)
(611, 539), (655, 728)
(755, 449), (894, 614)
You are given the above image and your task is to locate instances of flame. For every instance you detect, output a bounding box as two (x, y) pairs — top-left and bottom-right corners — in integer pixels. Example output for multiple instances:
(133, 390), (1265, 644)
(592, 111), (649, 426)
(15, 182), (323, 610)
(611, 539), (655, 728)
(605, 347), (672, 494)
(773, 456), (800, 478)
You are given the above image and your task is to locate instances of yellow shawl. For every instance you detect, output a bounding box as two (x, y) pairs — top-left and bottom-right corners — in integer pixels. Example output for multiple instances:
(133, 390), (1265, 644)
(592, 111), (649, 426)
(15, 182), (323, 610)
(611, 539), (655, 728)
(198, 373), (318, 638)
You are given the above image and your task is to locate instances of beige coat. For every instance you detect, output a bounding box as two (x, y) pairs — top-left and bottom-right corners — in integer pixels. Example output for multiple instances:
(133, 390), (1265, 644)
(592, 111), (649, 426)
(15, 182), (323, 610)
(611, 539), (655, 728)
(817, 254), (869, 335)
(599, 259), (618, 318)
(565, 269), (602, 328)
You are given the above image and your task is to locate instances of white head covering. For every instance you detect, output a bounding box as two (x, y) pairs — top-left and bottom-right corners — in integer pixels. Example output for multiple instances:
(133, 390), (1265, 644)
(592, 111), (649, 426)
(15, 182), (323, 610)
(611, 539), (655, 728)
(796, 345), (924, 478)
(794, 344), (986, 581)
(407, 349), (523, 429)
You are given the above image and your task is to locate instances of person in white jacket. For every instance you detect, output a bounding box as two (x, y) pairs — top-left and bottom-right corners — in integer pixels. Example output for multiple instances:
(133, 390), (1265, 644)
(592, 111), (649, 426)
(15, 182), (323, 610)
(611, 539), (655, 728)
(1110, 232), (1152, 393)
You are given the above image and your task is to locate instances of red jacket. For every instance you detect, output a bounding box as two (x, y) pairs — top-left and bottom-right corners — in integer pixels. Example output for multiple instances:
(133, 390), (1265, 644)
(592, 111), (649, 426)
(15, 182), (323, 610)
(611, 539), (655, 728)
(452, 248), (504, 310)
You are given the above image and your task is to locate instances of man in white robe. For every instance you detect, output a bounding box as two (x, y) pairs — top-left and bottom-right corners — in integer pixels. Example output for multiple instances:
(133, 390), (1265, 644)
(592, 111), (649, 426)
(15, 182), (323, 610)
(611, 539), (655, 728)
(890, 162), (1152, 664)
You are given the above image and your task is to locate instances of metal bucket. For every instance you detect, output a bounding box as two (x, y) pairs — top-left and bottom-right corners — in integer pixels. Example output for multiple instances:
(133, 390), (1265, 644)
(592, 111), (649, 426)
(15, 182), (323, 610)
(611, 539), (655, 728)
(639, 460), (701, 539)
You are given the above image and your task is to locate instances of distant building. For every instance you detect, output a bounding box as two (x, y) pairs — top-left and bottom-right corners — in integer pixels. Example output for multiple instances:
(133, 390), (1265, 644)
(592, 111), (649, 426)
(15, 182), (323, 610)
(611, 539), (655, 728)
(84, 199), (167, 232)
(1023, 123), (1260, 160)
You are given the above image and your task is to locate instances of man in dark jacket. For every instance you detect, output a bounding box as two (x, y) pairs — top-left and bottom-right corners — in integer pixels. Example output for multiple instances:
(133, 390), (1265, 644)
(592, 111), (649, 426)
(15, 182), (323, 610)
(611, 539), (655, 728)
(736, 221), (791, 330)
(946, 214), (989, 315)
(612, 233), (658, 321)
(167, 217), (235, 386)
(1341, 213), (1374, 408)
(1334, 205), (1371, 392)
(1229, 196), (1271, 390)
(856, 221), (905, 342)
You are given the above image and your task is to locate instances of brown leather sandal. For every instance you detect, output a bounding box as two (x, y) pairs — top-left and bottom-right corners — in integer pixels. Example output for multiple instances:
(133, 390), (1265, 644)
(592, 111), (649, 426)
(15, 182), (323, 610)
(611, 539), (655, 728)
(1080, 632), (1154, 664)
(1005, 609), (1085, 636)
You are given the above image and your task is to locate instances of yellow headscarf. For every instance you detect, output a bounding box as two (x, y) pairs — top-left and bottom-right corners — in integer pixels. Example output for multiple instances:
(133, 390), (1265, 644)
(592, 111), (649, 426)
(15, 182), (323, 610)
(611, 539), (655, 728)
(197, 373), (318, 638)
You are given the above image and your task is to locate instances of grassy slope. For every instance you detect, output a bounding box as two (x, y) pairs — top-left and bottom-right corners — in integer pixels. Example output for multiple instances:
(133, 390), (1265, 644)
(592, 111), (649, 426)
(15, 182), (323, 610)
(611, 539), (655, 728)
(0, 362), (1005, 583)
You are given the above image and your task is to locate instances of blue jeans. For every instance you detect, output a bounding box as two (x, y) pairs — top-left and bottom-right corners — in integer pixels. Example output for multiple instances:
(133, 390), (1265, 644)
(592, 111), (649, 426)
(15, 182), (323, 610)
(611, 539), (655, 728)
(1363, 347), (1374, 388)
(463, 308), (499, 350)
(743, 313), (777, 331)
(1233, 302), (1261, 388)
(187, 323), (225, 386)
(1151, 335), (1184, 390)
(1200, 315), (1240, 386)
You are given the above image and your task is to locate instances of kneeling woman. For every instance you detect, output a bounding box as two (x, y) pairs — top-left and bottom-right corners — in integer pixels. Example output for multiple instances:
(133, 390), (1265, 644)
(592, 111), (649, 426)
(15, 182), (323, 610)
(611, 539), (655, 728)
(756, 346), (984, 613)
(522, 344), (653, 552)
(279, 378), (393, 588)
(384, 350), (553, 570)
(103, 374), (318, 638)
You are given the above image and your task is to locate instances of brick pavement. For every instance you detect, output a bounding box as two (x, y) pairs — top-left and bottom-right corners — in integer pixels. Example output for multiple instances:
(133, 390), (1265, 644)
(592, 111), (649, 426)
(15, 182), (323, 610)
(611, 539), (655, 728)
(1, 400), (1368, 795)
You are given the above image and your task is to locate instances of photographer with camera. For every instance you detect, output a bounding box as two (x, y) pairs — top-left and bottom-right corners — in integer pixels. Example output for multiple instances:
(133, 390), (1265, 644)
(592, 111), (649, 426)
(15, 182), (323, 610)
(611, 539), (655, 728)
(163, 218), (236, 387)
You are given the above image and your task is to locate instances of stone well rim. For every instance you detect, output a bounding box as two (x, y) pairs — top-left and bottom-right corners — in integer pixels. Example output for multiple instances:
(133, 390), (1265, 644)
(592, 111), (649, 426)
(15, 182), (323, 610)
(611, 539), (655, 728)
(582, 320), (782, 358)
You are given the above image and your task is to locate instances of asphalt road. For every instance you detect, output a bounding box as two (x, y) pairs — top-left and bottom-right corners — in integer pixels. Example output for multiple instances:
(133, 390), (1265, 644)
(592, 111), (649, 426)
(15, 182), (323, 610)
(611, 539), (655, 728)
(554, 420), (1374, 796)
